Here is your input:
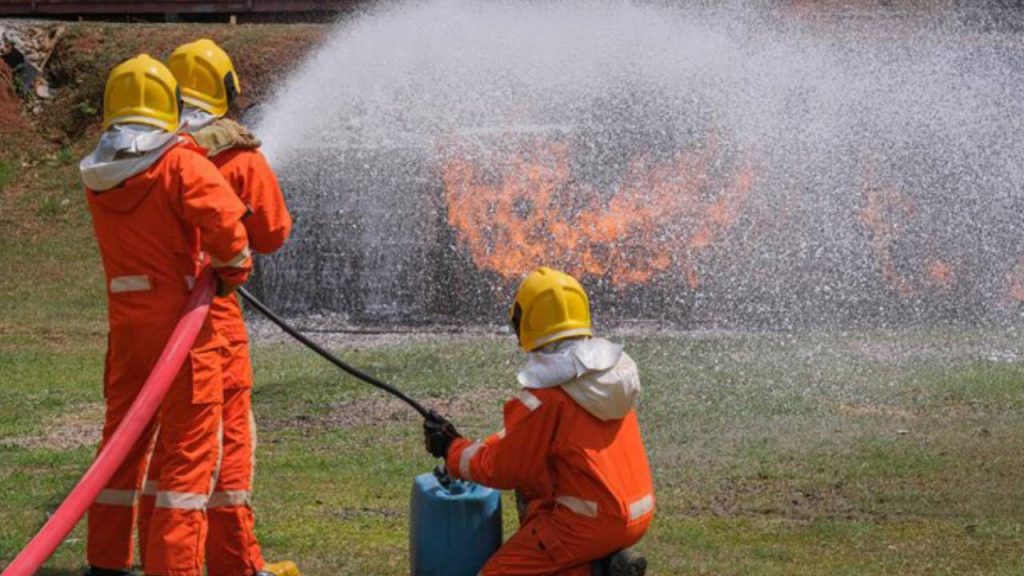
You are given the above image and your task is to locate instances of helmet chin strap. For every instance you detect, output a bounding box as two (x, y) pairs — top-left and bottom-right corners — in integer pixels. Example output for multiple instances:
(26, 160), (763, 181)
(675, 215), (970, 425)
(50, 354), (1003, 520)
(224, 71), (239, 106)
(510, 303), (524, 345)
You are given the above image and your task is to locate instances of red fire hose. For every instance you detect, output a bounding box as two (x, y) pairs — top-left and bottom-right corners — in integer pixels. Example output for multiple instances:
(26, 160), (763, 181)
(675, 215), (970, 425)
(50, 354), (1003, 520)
(2, 268), (217, 576)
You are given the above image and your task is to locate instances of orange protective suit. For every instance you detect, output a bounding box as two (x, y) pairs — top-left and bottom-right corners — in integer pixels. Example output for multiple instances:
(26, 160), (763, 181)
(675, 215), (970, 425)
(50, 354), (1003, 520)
(84, 140), (252, 576)
(446, 338), (655, 576)
(140, 121), (292, 576)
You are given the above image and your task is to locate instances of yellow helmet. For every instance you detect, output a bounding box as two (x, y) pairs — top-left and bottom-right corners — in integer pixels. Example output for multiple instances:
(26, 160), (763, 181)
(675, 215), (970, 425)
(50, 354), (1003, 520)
(102, 54), (181, 131)
(510, 267), (593, 352)
(167, 38), (240, 118)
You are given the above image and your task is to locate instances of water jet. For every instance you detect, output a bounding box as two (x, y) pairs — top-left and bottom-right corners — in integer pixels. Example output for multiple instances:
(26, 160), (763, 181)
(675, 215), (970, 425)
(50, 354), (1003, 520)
(253, 1), (1024, 329)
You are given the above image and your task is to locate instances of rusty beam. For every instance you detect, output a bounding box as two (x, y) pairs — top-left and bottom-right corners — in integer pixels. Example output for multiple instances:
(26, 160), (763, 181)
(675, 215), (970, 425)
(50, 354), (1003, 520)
(1, 0), (356, 15)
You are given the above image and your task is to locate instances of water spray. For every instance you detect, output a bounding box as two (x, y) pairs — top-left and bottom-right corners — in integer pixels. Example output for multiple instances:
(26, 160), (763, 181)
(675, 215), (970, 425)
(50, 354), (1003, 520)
(255, 0), (1024, 328)
(236, 286), (433, 419)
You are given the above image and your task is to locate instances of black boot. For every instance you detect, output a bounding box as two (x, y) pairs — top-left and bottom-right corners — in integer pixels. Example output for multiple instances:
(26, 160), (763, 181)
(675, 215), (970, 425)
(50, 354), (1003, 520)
(82, 568), (133, 576)
(609, 548), (647, 576)
(592, 548), (647, 576)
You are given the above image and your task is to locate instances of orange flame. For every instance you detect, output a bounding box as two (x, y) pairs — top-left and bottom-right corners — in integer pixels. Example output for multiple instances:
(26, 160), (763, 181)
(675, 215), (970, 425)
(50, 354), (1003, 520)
(1008, 258), (1024, 302)
(926, 260), (954, 291)
(441, 136), (753, 289)
(858, 177), (918, 296)
(859, 170), (962, 296)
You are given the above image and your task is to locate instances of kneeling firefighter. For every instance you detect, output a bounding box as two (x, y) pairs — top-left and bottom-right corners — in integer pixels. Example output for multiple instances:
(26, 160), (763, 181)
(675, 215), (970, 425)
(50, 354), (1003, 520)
(80, 55), (253, 576)
(424, 267), (655, 575)
(137, 39), (295, 576)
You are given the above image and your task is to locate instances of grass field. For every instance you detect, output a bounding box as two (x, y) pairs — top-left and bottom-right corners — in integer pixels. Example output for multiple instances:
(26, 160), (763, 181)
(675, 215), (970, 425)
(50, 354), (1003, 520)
(2, 20), (1023, 576)
(2, 319), (1023, 574)
(1, 126), (1023, 575)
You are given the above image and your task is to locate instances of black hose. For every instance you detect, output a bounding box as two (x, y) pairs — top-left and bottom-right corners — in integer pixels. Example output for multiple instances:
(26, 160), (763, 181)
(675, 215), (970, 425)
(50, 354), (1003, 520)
(237, 287), (433, 419)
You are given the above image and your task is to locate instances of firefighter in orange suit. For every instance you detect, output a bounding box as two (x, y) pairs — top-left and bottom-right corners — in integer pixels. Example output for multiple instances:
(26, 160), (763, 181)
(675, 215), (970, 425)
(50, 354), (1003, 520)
(80, 55), (252, 576)
(424, 267), (654, 576)
(139, 39), (294, 576)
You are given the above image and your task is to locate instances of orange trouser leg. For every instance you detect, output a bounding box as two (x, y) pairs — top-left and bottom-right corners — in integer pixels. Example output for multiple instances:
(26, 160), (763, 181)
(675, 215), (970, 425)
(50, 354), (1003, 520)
(87, 344), (161, 571)
(481, 504), (650, 576)
(142, 345), (224, 576)
(206, 368), (265, 576)
(86, 408), (159, 570)
(137, 442), (163, 569)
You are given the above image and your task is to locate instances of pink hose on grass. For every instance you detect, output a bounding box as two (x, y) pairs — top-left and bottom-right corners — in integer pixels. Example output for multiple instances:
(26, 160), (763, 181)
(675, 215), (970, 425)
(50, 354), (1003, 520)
(2, 268), (217, 576)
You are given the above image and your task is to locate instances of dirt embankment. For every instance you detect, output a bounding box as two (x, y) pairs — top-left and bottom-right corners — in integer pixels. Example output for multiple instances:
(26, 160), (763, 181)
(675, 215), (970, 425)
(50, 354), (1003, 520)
(0, 58), (27, 133)
(0, 22), (328, 189)
(0, 22), (328, 243)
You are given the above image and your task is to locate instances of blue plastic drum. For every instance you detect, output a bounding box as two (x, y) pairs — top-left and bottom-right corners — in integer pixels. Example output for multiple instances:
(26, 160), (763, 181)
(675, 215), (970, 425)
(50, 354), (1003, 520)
(410, 471), (502, 576)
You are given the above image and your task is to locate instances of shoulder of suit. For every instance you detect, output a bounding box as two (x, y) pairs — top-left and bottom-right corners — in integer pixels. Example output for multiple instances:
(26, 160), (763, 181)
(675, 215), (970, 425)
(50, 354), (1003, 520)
(510, 387), (568, 413)
(161, 142), (192, 168)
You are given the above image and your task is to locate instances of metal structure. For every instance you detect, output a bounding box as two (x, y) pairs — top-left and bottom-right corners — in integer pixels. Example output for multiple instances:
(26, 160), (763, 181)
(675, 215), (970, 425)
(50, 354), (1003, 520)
(0, 0), (358, 17)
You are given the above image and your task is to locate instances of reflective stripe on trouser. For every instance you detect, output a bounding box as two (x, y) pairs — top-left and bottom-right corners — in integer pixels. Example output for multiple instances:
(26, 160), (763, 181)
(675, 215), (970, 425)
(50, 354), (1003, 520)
(480, 502), (651, 576)
(141, 346), (263, 575)
(554, 493), (655, 522)
(86, 391), (160, 571)
(140, 337), (224, 576)
(206, 379), (266, 576)
(139, 412), (223, 574)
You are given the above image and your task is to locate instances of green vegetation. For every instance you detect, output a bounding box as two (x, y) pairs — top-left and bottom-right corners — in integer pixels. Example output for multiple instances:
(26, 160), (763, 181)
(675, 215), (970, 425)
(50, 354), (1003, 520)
(1, 21), (1021, 576)
(0, 21), (325, 346)
(0, 160), (13, 190)
(3, 327), (1022, 574)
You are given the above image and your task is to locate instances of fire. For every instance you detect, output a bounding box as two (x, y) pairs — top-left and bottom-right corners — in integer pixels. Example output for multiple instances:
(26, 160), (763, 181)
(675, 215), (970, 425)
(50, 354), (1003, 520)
(859, 172), (958, 296)
(926, 260), (954, 291)
(441, 136), (753, 289)
(1008, 258), (1024, 302)
(858, 177), (918, 296)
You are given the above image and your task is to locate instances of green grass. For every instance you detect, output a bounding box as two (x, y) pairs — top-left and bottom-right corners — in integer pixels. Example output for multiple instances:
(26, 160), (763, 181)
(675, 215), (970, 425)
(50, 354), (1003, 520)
(1, 168), (1022, 573)
(2, 327), (1022, 574)
(0, 160), (14, 191)
(1, 20), (1022, 576)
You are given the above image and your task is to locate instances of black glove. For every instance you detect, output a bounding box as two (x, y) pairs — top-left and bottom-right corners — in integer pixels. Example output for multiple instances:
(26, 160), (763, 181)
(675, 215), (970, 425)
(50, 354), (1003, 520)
(423, 410), (461, 459)
(215, 276), (242, 297)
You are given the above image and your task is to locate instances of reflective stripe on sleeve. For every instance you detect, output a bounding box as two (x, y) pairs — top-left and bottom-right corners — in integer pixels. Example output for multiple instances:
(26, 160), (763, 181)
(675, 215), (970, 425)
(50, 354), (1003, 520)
(155, 491), (208, 510)
(628, 494), (655, 521)
(555, 496), (599, 518)
(109, 275), (151, 293)
(95, 489), (138, 506)
(207, 490), (251, 508)
(142, 480), (159, 496)
(211, 246), (251, 268)
(515, 390), (542, 412)
(459, 441), (484, 482)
